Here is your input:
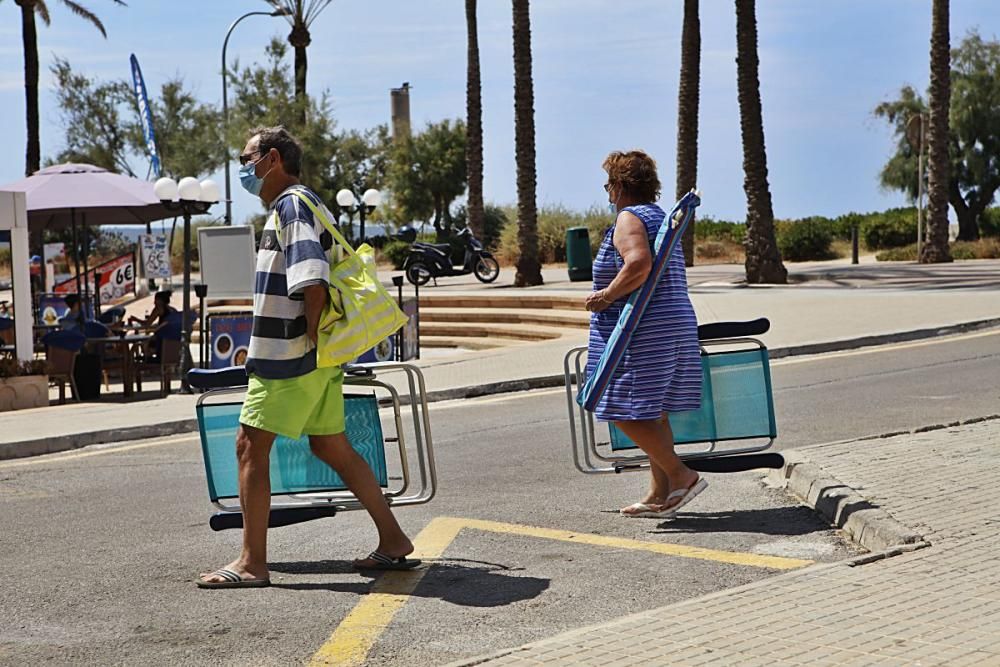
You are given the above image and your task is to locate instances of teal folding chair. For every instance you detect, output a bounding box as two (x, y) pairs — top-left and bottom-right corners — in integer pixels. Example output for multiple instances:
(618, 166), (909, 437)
(188, 363), (437, 531)
(565, 319), (783, 475)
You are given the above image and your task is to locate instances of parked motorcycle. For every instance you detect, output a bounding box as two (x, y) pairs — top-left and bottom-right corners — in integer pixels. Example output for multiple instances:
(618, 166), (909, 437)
(402, 226), (500, 286)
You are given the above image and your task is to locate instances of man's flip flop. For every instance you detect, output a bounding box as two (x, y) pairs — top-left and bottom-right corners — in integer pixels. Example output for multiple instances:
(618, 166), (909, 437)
(196, 568), (271, 589)
(353, 551), (422, 571)
(620, 502), (676, 519)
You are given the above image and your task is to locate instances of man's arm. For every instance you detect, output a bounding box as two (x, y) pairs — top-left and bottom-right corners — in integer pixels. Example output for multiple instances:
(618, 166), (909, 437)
(303, 283), (328, 345)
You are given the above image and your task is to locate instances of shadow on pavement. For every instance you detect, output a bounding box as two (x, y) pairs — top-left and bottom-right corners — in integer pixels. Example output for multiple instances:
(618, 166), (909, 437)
(649, 505), (840, 536)
(269, 559), (550, 608)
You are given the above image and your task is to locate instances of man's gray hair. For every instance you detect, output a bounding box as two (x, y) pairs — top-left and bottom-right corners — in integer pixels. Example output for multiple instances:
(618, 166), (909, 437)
(249, 125), (303, 177)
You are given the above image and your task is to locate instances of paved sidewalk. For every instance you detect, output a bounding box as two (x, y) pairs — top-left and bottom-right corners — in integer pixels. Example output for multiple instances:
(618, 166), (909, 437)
(446, 419), (1000, 667)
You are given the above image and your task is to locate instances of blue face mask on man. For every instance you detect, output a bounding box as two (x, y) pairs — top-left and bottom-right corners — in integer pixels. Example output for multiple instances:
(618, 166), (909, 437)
(239, 152), (274, 197)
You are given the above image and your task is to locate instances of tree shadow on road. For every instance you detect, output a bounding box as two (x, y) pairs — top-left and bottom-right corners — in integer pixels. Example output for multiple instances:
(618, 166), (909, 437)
(649, 505), (834, 536)
(268, 559), (550, 608)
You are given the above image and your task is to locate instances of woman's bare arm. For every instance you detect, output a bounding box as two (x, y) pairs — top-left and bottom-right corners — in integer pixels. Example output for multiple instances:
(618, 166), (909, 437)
(585, 212), (652, 312)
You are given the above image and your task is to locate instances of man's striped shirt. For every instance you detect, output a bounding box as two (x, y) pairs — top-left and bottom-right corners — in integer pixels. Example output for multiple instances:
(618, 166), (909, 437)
(245, 184), (336, 379)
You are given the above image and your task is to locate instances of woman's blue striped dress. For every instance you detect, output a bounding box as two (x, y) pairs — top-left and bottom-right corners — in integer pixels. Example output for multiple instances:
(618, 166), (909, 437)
(585, 203), (702, 422)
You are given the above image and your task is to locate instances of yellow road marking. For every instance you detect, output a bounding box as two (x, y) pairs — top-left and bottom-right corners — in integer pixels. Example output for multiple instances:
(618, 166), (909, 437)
(309, 516), (812, 666)
(450, 517), (812, 570)
(309, 517), (464, 667)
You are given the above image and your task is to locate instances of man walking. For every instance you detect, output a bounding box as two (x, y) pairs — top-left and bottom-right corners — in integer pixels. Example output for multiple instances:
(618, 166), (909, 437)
(198, 126), (418, 588)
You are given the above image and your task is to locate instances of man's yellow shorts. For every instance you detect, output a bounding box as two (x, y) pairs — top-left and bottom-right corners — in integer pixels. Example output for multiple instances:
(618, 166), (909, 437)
(239, 366), (345, 439)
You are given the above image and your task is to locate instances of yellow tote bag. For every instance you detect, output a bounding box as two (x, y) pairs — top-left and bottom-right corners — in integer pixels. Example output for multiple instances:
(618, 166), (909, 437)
(289, 191), (408, 367)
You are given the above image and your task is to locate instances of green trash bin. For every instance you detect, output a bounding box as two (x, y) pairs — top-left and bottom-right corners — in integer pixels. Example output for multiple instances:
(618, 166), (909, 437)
(566, 227), (593, 282)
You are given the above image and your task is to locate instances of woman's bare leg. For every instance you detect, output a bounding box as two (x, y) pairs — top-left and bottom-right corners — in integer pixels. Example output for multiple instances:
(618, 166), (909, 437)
(615, 415), (698, 512)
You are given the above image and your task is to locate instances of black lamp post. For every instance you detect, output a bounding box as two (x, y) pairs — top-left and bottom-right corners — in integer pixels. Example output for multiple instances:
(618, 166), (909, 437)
(221, 6), (291, 225)
(335, 188), (381, 245)
(154, 176), (219, 392)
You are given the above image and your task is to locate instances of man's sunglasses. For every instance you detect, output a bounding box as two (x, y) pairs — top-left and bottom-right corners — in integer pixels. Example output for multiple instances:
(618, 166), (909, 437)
(238, 150), (264, 166)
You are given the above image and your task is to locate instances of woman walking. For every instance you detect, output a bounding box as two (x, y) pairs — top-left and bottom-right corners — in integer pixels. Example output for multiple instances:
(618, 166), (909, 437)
(585, 150), (706, 518)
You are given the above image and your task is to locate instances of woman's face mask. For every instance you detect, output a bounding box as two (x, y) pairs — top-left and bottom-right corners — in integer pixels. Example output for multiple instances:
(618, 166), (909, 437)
(239, 151), (274, 197)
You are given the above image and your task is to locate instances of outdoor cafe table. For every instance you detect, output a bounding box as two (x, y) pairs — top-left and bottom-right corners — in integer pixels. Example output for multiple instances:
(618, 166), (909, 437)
(88, 334), (153, 398)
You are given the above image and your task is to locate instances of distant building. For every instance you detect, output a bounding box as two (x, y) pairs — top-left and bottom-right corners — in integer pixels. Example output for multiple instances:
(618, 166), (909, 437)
(391, 82), (411, 140)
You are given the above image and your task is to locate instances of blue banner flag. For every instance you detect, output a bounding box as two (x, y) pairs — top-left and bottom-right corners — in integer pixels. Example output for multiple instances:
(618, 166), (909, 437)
(129, 54), (161, 178)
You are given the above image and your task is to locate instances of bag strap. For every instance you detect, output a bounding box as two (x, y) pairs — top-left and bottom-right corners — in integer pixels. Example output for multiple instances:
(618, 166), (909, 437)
(286, 189), (359, 262)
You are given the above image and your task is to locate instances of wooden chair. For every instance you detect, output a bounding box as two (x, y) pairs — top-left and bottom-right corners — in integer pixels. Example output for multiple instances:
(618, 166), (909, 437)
(47, 345), (79, 404)
(135, 338), (182, 397)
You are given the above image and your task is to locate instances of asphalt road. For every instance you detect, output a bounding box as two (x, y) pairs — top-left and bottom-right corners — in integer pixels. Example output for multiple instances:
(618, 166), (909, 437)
(1, 330), (997, 667)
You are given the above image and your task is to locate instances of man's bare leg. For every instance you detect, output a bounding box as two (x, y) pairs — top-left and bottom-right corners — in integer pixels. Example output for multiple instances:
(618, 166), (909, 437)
(199, 424), (275, 583)
(309, 433), (413, 560)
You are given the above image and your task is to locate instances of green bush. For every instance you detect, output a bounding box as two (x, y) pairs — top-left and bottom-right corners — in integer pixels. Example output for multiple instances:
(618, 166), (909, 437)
(830, 213), (863, 241)
(776, 217), (834, 261)
(452, 204), (510, 250)
(875, 244), (917, 261)
(381, 240), (411, 269)
(497, 204), (612, 265)
(695, 216), (744, 243)
(979, 208), (1000, 238)
(860, 207), (918, 249)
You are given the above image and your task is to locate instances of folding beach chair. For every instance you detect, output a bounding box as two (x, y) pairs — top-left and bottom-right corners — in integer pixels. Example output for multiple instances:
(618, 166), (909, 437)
(566, 319), (782, 475)
(187, 362), (437, 531)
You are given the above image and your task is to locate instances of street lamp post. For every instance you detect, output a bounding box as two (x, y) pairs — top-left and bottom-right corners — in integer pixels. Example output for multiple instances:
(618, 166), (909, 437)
(154, 176), (220, 393)
(221, 7), (291, 226)
(336, 188), (382, 245)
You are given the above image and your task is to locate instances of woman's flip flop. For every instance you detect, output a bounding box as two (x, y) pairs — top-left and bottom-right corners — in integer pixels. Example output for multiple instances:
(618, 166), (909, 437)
(661, 477), (708, 514)
(620, 502), (676, 519)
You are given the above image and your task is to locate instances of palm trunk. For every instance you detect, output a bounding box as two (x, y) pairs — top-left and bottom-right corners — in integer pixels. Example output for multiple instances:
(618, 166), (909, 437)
(19, 1), (41, 176)
(735, 0), (787, 284)
(466, 0), (485, 241)
(512, 0), (542, 286)
(289, 22), (310, 127)
(675, 0), (700, 268)
(921, 0), (952, 262)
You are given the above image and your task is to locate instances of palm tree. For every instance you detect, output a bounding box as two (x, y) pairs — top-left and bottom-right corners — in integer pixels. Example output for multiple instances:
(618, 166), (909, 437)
(12, 0), (126, 177)
(922, 0), (952, 263)
(465, 0), (485, 241)
(675, 0), (700, 268)
(735, 0), (786, 284)
(267, 0), (333, 124)
(512, 0), (542, 286)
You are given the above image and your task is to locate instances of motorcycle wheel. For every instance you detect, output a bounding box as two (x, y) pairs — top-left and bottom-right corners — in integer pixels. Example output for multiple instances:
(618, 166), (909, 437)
(406, 262), (432, 286)
(474, 256), (501, 283)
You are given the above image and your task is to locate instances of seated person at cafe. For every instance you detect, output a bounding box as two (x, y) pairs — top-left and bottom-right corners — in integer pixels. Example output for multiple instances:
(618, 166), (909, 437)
(133, 291), (184, 363)
(59, 294), (85, 331)
(129, 290), (178, 329)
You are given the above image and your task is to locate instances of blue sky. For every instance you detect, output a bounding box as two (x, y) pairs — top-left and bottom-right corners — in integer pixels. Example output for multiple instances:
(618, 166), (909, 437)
(2, 0), (999, 228)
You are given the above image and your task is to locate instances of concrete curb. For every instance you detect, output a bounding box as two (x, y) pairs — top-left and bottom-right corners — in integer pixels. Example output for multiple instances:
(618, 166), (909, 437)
(767, 449), (925, 553)
(0, 420), (198, 461)
(3, 320), (998, 461)
(768, 316), (1000, 359)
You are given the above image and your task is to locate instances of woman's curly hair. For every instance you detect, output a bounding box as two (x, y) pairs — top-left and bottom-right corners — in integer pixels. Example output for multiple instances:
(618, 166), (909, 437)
(603, 150), (661, 203)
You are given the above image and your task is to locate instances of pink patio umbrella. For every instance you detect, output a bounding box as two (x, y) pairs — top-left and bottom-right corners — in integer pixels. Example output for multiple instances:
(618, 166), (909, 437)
(0, 163), (180, 297)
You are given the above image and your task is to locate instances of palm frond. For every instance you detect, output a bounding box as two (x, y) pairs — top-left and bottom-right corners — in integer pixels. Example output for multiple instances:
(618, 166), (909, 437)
(303, 0), (333, 26)
(35, 0), (52, 26)
(58, 0), (108, 37)
(264, 0), (295, 27)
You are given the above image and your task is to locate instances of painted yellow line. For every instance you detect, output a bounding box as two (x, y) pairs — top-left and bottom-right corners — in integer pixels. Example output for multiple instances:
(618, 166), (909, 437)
(309, 515), (811, 666)
(308, 517), (464, 667)
(0, 433), (195, 470)
(453, 517), (812, 570)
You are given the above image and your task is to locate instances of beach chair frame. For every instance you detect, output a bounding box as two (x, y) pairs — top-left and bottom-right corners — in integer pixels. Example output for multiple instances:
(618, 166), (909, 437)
(190, 362), (437, 530)
(565, 320), (780, 475)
